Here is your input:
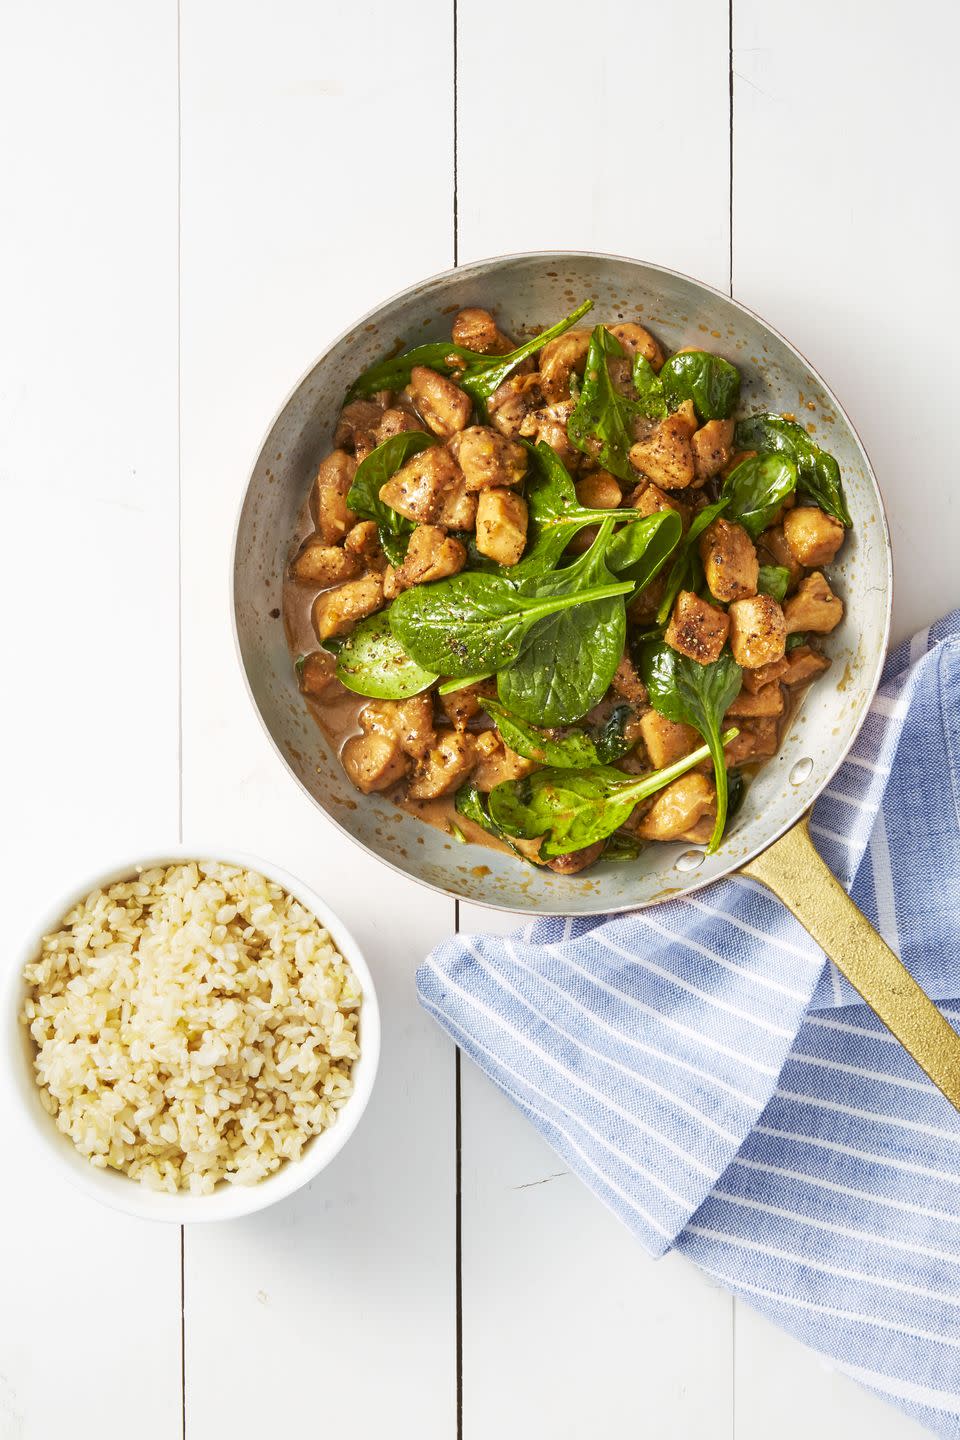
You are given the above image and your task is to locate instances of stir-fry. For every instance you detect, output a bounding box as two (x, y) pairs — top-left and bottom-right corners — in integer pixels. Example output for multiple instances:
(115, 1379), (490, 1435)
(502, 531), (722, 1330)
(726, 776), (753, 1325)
(283, 299), (850, 875)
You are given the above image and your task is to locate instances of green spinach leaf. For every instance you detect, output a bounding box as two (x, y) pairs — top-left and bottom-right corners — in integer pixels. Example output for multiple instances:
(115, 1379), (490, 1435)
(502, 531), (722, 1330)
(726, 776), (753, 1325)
(567, 325), (645, 483)
(659, 351), (741, 421)
(334, 610), (438, 699)
(346, 431), (436, 564)
(757, 564), (791, 602)
(605, 508), (682, 589)
(602, 832), (644, 862)
(639, 642), (743, 853)
(454, 781), (528, 860)
(655, 497), (730, 626)
(720, 453), (797, 539)
(593, 703), (635, 764)
(786, 631), (808, 651)
(736, 413), (851, 527)
(631, 355), (669, 419)
(521, 440), (636, 576)
(482, 698), (603, 769)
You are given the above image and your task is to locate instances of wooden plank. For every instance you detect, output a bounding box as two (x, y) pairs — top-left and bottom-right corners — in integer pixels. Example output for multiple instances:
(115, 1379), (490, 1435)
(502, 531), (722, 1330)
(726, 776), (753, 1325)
(178, 3), (458, 1435)
(0, 3), (182, 1437)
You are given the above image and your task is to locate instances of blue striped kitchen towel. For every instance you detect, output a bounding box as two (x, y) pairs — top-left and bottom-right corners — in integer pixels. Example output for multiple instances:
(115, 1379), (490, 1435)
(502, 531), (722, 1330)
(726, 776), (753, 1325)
(418, 610), (960, 1436)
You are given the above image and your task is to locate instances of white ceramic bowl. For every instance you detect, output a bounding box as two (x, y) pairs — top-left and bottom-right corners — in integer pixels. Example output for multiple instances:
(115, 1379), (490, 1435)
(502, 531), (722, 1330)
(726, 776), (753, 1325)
(1, 845), (380, 1223)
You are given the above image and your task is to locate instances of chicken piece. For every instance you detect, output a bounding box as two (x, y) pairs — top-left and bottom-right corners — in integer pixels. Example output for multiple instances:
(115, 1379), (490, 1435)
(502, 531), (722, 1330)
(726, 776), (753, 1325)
(436, 473), (478, 531)
(451, 307), (514, 355)
(783, 572), (844, 634)
(379, 445), (460, 523)
(783, 506), (845, 568)
(721, 717), (779, 767)
(609, 654), (645, 707)
(406, 366), (472, 438)
(297, 651), (335, 699)
(727, 594), (787, 669)
(726, 684), (785, 719)
(757, 524), (805, 593)
(311, 449), (358, 544)
(519, 400), (581, 471)
(629, 482), (691, 528)
(439, 680), (494, 730)
(699, 517), (759, 603)
(742, 656), (789, 694)
(538, 329), (592, 403)
(376, 407), (424, 444)
(397, 525), (467, 586)
(665, 591), (731, 665)
(475, 488), (528, 566)
(782, 644), (831, 687)
(450, 425), (528, 492)
(382, 565), (405, 600)
(311, 573), (384, 641)
(721, 448), (757, 479)
(639, 711), (700, 769)
(360, 695), (435, 760)
(487, 377), (533, 439)
(407, 731), (476, 800)
(692, 419), (735, 482)
(289, 537), (360, 588)
(575, 471), (622, 509)
(341, 732), (409, 793)
(606, 322), (665, 372)
(629, 411), (697, 489)
(344, 520), (385, 567)
(635, 774), (717, 842)
(544, 842), (606, 875)
(472, 733), (537, 792)
(334, 398), (386, 457)
(627, 574), (666, 624)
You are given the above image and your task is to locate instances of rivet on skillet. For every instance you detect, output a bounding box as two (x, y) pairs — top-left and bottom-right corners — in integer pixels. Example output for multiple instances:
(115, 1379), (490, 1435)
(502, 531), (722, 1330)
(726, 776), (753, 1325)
(790, 757), (814, 785)
(675, 850), (704, 873)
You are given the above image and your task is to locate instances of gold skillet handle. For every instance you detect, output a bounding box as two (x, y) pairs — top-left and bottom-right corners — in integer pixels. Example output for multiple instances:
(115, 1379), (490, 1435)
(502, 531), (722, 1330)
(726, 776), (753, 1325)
(741, 815), (960, 1111)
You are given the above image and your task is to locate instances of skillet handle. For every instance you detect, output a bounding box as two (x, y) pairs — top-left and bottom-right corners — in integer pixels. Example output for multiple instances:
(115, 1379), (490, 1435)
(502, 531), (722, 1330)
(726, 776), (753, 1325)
(740, 815), (960, 1111)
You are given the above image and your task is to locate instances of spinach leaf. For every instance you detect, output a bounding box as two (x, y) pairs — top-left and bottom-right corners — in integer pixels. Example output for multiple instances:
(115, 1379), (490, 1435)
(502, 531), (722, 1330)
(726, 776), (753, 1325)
(334, 610), (438, 699)
(757, 564), (791, 602)
(454, 781), (529, 860)
(346, 432), (436, 564)
(567, 325), (645, 483)
(631, 355), (669, 419)
(482, 697), (603, 769)
(497, 520), (627, 726)
(720, 453), (797, 539)
(659, 351), (741, 421)
(736, 413), (851, 527)
(346, 300), (593, 407)
(786, 631), (808, 651)
(639, 642), (743, 853)
(593, 703), (635, 764)
(388, 561), (632, 678)
(727, 769), (747, 821)
(521, 441), (636, 577)
(488, 731), (736, 856)
(605, 509), (682, 589)
(655, 497), (730, 626)
(603, 832), (644, 862)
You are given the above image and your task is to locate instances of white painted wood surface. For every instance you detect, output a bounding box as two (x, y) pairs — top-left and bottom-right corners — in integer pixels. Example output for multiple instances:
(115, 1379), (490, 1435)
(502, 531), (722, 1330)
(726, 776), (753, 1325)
(0, 1), (953, 1436)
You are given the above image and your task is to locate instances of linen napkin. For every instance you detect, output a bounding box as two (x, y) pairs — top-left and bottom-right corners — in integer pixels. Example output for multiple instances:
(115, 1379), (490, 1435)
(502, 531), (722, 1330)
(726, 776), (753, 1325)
(418, 611), (960, 1437)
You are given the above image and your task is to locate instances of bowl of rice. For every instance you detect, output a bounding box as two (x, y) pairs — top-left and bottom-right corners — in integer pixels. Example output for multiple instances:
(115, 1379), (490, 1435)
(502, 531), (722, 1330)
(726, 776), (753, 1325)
(2, 848), (380, 1222)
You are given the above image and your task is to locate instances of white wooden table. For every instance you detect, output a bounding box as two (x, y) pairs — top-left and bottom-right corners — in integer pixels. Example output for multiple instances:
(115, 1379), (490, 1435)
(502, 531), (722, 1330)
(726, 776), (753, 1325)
(2, 3), (955, 1435)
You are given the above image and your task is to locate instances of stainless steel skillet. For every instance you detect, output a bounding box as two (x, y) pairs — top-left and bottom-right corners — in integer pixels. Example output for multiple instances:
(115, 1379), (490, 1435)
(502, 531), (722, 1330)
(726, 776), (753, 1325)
(232, 251), (960, 1108)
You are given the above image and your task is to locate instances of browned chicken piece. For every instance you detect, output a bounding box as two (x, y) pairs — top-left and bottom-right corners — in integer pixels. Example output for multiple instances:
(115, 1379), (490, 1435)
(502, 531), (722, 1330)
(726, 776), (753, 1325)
(344, 520), (385, 567)
(692, 419), (735, 482)
(726, 684), (785, 719)
(312, 573), (385, 641)
(407, 731), (477, 800)
(487, 377), (532, 439)
(436, 473), (478, 531)
(451, 426), (527, 491)
(397, 525), (467, 586)
(742, 655), (789, 694)
(439, 680), (495, 729)
(334, 398), (386, 457)
(406, 366), (472, 438)
(289, 537), (360, 588)
(611, 652), (648, 705)
(451, 307), (514, 355)
(538, 329), (592, 403)
(379, 445), (461, 523)
(783, 506), (845, 567)
(341, 732), (409, 793)
(757, 524), (805, 593)
(635, 774), (717, 842)
(519, 399), (581, 471)
(382, 565), (404, 600)
(565, 524), (601, 556)
(782, 644), (831, 687)
(311, 449), (358, 544)
(665, 591), (731, 665)
(297, 651), (335, 699)
(727, 594), (787, 668)
(629, 410), (697, 489)
(471, 732), (537, 792)
(376, 407), (424, 444)
(360, 695), (435, 760)
(783, 571), (844, 634)
(575, 471), (623, 509)
(627, 574), (666, 624)
(630, 482), (691, 528)
(606, 322), (665, 372)
(544, 842), (606, 875)
(721, 448), (757, 479)
(475, 488), (529, 566)
(639, 711), (700, 769)
(699, 517), (759, 603)
(721, 717), (779, 767)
